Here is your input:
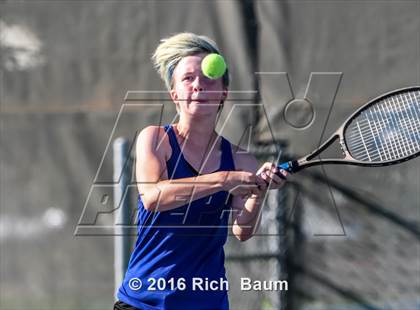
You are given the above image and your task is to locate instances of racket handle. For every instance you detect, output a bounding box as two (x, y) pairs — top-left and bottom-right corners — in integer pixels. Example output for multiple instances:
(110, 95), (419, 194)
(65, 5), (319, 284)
(277, 160), (299, 174)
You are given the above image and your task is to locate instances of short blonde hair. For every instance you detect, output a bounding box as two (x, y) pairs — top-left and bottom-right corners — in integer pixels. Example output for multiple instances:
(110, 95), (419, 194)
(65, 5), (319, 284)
(152, 32), (230, 90)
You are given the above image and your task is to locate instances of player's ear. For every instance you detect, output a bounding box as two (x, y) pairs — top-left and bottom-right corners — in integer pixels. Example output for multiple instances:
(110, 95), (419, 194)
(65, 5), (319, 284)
(170, 89), (181, 111)
(170, 89), (178, 102)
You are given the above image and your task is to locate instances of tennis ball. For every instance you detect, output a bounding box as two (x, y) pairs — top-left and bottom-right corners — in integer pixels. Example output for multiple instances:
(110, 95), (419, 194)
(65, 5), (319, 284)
(201, 53), (227, 79)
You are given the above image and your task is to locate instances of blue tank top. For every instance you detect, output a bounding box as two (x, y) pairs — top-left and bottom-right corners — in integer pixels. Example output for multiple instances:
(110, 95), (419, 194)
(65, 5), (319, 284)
(117, 124), (235, 310)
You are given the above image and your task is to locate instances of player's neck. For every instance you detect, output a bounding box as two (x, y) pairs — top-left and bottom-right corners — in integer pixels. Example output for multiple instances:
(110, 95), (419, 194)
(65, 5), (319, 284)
(175, 118), (218, 150)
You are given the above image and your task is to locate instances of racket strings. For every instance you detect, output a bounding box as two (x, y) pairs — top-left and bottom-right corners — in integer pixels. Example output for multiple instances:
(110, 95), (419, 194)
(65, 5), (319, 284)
(345, 90), (420, 162)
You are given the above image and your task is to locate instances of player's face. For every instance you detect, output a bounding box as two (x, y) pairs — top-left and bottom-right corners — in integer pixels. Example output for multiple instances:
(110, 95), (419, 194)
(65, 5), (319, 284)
(170, 53), (227, 117)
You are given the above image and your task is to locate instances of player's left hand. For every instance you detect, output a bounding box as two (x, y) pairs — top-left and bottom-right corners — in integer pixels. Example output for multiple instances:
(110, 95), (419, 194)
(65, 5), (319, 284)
(257, 162), (288, 190)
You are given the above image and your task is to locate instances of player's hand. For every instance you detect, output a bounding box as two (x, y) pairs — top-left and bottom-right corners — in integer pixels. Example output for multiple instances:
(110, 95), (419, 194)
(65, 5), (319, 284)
(257, 162), (287, 190)
(222, 171), (267, 197)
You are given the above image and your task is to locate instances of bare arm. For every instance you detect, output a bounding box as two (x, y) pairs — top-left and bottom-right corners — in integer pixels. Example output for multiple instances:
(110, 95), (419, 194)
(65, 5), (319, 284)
(136, 126), (259, 212)
(231, 154), (265, 241)
(231, 152), (287, 241)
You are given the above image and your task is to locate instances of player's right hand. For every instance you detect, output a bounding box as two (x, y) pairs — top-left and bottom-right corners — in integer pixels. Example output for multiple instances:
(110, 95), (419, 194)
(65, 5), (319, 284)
(221, 171), (267, 197)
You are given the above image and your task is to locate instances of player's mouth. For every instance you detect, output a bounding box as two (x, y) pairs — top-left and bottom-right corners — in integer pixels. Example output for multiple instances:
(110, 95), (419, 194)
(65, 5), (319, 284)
(190, 99), (208, 103)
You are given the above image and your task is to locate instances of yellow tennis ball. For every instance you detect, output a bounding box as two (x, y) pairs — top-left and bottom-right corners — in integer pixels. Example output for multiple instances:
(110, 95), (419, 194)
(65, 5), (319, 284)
(201, 53), (227, 79)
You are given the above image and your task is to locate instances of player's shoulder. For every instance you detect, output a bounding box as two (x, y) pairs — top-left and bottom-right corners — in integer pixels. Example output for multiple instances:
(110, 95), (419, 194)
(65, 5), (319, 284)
(228, 141), (259, 173)
(138, 125), (167, 136)
(137, 125), (171, 156)
(137, 125), (170, 142)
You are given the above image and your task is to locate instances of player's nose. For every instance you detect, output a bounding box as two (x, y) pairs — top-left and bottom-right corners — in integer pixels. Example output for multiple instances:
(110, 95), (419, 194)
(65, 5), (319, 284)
(192, 77), (204, 92)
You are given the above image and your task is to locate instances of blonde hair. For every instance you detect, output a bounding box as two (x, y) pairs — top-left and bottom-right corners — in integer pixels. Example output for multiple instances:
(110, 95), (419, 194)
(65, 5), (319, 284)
(152, 32), (230, 90)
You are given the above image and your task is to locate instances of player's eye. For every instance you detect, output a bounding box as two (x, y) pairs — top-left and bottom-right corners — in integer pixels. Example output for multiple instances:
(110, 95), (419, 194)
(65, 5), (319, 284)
(183, 76), (193, 82)
(205, 77), (216, 84)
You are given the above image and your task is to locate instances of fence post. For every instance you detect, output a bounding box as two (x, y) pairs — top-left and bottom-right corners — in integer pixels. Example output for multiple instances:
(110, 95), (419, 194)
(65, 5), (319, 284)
(113, 137), (131, 300)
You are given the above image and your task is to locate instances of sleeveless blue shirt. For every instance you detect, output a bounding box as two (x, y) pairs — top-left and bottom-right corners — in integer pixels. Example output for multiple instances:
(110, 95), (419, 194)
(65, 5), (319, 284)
(117, 124), (235, 309)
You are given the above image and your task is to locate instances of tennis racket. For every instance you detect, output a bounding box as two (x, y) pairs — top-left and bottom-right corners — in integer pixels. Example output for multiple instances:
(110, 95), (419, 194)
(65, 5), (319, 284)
(278, 86), (420, 174)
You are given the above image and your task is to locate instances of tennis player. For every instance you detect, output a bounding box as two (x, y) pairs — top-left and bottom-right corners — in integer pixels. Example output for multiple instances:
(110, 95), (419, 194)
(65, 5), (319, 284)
(114, 33), (287, 310)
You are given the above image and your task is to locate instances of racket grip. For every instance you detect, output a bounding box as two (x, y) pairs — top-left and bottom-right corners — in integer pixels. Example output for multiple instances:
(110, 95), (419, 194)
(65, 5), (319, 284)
(277, 160), (299, 174)
(278, 162), (290, 171)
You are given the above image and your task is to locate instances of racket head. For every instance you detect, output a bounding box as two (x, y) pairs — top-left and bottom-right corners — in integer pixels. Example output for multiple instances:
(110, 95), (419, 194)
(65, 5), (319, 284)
(277, 86), (420, 174)
(342, 86), (420, 166)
